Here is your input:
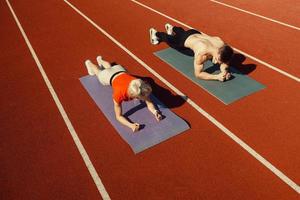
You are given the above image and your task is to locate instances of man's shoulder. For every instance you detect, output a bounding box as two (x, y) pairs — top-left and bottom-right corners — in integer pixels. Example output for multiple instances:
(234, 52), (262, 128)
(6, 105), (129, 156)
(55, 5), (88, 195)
(194, 53), (209, 64)
(211, 36), (225, 47)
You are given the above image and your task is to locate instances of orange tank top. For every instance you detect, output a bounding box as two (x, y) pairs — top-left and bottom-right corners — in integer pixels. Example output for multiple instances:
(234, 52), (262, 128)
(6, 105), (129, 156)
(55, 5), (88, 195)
(112, 73), (136, 104)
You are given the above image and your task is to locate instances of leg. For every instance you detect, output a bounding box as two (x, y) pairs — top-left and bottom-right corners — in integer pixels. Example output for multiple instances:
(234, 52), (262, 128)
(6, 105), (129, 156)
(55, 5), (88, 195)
(149, 27), (183, 48)
(157, 25), (192, 49)
(172, 26), (185, 35)
(155, 31), (183, 49)
(97, 65), (126, 86)
(150, 26), (198, 57)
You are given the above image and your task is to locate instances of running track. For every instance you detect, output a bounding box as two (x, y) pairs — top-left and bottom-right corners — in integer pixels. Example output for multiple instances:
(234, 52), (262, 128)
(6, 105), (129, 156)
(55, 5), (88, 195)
(1, 0), (299, 199)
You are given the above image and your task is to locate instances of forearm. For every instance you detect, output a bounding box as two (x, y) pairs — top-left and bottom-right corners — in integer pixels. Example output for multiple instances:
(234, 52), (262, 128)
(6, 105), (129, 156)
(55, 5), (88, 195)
(145, 99), (158, 114)
(116, 115), (133, 129)
(114, 100), (134, 129)
(148, 103), (157, 114)
(195, 71), (219, 80)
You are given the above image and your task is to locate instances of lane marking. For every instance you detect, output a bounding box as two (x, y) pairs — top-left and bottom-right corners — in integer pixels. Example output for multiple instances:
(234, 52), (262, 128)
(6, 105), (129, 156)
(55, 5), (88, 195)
(64, 0), (300, 193)
(130, 0), (300, 83)
(5, 0), (111, 199)
(210, 0), (300, 31)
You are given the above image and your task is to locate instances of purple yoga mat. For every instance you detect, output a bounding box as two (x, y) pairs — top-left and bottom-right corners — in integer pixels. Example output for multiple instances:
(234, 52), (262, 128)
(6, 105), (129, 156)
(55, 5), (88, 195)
(80, 75), (189, 154)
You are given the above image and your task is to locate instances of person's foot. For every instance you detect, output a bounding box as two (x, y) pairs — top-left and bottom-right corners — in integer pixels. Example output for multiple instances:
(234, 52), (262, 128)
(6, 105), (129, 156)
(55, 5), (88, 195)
(85, 60), (95, 75)
(96, 56), (104, 69)
(149, 28), (159, 45)
(165, 23), (173, 35)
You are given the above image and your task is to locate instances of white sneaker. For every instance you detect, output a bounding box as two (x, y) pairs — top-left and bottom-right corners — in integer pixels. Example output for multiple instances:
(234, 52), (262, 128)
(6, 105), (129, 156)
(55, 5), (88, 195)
(85, 60), (95, 75)
(165, 23), (173, 35)
(149, 28), (159, 45)
(96, 56), (104, 69)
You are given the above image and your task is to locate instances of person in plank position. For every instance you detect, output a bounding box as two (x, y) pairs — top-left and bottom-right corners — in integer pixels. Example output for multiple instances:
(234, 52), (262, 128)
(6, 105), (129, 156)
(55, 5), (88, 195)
(149, 23), (234, 81)
(85, 56), (162, 132)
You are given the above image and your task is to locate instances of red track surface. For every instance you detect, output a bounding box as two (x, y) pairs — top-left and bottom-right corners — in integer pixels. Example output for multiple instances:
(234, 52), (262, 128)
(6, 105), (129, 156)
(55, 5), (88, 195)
(1, 0), (299, 199)
(0, 1), (100, 199)
(212, 0), (300, 27)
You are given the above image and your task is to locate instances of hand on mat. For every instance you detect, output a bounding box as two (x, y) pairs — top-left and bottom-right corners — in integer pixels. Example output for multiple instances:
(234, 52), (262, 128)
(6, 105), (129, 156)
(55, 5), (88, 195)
(225, 71), (231, 81)
(154, 110), (162, 121)
(217, 72), (227, 82)
(131, 123), (140, 132)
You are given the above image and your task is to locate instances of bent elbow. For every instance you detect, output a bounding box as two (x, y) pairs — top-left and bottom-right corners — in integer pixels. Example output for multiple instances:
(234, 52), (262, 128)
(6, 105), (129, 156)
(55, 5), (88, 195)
(194, 72), (201, 78)
(115, 114), (122, 122)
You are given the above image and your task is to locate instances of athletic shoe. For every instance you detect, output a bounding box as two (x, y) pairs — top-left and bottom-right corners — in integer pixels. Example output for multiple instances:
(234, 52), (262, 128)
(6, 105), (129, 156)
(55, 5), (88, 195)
(96, 55), (104, 69)
(85, 60), (95, 75)
(165, 23), (173, 35)
(149, 28), (159, 45)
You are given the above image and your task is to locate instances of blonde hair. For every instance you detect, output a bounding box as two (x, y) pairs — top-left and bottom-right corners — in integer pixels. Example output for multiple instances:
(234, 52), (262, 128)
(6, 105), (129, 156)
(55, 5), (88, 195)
(128, 79), (152, 99)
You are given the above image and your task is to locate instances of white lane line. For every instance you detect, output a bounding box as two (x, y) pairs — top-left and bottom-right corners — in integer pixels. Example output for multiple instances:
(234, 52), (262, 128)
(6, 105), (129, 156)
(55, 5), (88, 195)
(64, 0), (300, 194)
(5, 1), (111, 199)
(210, 0), (300, 31)
(130, 0), (300, 83)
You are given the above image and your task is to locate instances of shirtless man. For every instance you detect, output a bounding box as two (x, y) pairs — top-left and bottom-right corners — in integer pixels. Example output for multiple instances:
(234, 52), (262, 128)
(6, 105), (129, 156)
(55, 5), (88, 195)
(149, 24), (234, 81)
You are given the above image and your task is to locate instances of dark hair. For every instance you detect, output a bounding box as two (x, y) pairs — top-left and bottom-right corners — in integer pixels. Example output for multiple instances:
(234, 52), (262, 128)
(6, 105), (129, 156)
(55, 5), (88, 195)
(219, 45), (234, 64)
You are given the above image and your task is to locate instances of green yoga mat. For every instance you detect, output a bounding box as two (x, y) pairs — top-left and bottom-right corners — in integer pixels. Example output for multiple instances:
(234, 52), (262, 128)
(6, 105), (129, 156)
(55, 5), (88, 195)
(154, 48), (265, 104)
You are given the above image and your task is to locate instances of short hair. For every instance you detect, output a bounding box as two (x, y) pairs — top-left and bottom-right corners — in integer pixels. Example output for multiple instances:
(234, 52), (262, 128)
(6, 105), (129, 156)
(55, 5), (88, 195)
(128, 79), (152, 99)
(219, 44), (234, 64)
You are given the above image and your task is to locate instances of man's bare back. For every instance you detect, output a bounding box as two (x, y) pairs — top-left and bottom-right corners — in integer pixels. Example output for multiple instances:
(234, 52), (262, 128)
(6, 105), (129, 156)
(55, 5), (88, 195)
(150, 24), (234, 81)
(185, 33), (232, 81)
(185, 34), (224, 63)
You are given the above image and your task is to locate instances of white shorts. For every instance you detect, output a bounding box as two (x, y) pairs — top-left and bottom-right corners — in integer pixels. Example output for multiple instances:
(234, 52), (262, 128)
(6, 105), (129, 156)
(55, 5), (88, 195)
(97, 65), (126, 85)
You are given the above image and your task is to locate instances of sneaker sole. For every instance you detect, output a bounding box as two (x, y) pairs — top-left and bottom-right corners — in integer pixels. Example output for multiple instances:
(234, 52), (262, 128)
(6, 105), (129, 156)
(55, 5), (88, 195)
(149, 28), (159, 45)
(165, 23), (172, 35)
(85, 60), (95, 75)
(96, 56), (104, 69)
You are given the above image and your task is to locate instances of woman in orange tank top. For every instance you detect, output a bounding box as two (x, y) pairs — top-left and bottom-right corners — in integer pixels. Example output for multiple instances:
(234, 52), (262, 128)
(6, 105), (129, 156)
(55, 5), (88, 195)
(85, 56), (162, 132)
